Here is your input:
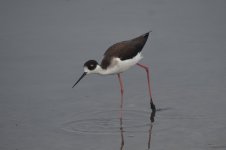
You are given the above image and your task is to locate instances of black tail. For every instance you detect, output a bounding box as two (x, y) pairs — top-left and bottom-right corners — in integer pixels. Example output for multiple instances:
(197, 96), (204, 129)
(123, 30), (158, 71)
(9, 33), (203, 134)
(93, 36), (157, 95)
(143, 31), (152, 39)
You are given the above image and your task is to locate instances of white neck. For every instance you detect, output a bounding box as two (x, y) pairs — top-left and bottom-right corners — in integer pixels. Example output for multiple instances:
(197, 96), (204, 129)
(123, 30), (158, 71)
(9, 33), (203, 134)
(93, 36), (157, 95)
(85, 65), (107, 75)
(93, 65), (108, 75)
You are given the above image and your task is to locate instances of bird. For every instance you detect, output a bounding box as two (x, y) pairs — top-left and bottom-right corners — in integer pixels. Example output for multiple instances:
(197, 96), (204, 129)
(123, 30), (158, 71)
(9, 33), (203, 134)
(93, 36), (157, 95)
(72, 32), (156, 118)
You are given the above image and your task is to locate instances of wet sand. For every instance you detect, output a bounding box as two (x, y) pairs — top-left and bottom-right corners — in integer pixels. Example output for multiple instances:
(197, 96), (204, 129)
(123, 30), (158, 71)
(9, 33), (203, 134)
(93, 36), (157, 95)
(0, 0), (226, 150)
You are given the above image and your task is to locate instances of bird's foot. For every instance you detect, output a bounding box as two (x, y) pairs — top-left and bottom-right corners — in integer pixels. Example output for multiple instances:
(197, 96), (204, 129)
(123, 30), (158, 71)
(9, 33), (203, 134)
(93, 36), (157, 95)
(150, 99), (156, 111)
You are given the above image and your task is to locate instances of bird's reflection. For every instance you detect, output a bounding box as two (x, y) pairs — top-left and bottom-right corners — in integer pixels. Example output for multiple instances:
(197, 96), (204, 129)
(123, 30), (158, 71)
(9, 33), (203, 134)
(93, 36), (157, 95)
(148, 109), (156, 150)
(119, 118), (124, 150)
(119, 109), (156, 150)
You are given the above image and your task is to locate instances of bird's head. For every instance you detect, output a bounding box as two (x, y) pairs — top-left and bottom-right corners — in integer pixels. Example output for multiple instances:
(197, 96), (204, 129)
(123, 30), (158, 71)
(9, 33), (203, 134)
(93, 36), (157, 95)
(83, 60), (99, 74)
(72, 60), (100, 88)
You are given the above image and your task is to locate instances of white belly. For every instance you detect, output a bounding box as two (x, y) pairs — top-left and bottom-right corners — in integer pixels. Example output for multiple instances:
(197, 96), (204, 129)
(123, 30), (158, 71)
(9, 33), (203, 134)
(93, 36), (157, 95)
(100, 53), (143, 75)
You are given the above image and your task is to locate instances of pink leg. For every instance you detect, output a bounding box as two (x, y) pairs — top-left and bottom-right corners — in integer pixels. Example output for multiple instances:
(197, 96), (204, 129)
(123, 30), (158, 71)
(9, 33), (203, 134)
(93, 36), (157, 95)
(137, 63), (156, 111)
(117, 73), (124, 119)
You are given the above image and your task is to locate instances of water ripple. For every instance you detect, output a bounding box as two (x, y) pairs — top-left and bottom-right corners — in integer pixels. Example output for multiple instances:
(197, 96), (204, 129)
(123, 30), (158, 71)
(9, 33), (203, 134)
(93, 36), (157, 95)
(62, 109), (152, 135)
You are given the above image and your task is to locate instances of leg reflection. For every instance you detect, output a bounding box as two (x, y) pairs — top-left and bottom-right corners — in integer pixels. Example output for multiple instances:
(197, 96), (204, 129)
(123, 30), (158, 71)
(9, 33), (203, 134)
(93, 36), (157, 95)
(148, 109), (156, 150)
(120, 118), (124, 150)
(118, 109), (156, 150)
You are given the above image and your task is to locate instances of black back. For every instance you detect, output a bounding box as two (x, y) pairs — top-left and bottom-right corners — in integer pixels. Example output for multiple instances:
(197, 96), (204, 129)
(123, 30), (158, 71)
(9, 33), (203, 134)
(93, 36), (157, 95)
(101, 32), (150, 69)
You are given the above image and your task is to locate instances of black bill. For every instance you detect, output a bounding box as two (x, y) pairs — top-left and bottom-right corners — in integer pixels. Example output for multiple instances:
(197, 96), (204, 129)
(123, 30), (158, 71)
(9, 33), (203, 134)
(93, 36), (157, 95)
(72, 72), (87, 88)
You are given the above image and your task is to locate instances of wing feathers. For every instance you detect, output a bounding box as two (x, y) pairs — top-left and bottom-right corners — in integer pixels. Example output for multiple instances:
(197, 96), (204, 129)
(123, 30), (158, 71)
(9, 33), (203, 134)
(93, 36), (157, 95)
(101, 32), (150, 69)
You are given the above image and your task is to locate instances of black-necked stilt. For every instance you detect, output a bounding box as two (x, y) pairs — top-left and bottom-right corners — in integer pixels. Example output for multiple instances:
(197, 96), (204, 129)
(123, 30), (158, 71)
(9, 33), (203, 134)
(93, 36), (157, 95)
(72, 32), (156, 117)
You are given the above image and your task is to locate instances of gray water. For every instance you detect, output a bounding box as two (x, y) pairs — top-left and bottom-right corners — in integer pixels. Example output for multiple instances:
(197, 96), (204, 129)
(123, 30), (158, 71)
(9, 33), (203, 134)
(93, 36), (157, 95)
(1, 0), (226, 150)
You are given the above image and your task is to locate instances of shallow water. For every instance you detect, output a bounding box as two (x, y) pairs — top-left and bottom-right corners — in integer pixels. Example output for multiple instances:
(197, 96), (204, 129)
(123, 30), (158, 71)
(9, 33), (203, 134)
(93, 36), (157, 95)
(1, 0), (226, 150)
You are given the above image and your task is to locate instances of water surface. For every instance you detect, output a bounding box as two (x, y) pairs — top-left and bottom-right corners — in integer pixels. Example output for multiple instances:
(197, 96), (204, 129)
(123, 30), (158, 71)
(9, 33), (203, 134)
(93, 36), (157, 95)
(0, 0), (226, 150)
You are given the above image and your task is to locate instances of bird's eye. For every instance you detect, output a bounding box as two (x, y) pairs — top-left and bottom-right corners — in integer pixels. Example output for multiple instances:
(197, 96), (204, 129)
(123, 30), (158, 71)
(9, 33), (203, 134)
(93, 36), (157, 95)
(87, 63), (96, 70)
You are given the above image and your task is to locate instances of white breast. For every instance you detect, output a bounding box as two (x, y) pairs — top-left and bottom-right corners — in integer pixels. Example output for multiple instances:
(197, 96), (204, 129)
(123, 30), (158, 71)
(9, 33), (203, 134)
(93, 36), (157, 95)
(99, 53), (143, 75)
